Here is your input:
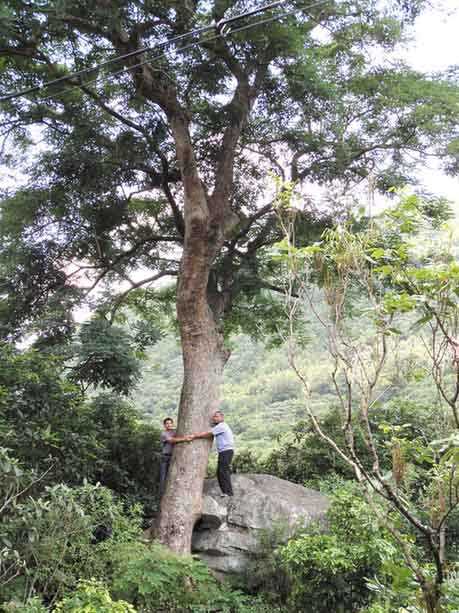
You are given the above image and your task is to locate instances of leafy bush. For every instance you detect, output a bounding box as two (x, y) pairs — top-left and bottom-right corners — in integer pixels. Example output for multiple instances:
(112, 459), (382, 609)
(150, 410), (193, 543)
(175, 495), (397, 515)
(276, 485), (395, 613)
(110, 541), (260, 612)
(2, 482), (142, 605)
(54, 579), (135, 613)
(110, 541), (221, 611)
(1, 448), (36, 591)
(1, 596), (48, 613)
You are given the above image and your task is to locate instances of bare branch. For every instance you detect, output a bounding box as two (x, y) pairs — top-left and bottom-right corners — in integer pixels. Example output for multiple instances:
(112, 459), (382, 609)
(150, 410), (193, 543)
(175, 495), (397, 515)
(108, 269), (178, 321)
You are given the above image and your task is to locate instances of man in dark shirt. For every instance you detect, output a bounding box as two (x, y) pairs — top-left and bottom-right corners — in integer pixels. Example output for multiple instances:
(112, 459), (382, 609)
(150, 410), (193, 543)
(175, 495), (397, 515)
(159, 417), (191, 497)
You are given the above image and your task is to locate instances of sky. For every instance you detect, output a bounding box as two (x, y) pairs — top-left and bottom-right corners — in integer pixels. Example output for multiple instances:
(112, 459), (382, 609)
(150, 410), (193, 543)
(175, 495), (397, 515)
(404, 1), (458, 73)
(400, 1), (458, 203)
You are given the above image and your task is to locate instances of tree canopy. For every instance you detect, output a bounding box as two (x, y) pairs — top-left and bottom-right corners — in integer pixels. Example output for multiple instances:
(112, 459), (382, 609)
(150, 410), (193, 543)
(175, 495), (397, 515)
(1, 0), (457, 341)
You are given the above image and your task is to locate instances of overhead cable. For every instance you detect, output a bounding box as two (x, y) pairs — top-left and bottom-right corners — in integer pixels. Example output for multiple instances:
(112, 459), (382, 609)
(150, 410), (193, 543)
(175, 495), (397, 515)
(19, 0), (331, 106)
(0, 0), (292, 103)
(30, 5), (311, 106)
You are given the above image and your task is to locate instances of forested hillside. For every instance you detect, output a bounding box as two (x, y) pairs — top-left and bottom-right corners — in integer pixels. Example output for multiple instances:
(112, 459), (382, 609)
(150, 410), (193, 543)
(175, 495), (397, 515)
(135, 322), (436, 456)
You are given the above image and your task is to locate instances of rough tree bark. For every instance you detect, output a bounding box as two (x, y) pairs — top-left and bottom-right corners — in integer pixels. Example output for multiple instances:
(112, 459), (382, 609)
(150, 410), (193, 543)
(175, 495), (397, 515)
(152, 43), (261, 551)
(155, 113), (231, 551)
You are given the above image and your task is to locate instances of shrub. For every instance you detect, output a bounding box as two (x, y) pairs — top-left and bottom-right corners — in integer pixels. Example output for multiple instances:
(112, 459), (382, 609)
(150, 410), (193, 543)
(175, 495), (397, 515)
(110, 541), (258, 612)
(110, 541), (220, 611)
(0, 448), (31, 591)
(2, 482), (142, 604)
(54, 579), (135, 613)
(276, 485), (395, 612)
(1, 596), (48, 613)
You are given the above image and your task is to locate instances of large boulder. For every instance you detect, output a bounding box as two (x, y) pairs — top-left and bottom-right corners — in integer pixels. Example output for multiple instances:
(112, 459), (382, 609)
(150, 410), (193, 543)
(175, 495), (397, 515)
(191, 473), (329, 576)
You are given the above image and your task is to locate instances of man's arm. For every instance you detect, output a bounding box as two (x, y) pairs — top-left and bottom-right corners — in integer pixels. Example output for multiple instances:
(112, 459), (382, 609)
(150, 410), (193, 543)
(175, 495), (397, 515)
(168, 434), (193, 444)
(189, 431), (213, 440)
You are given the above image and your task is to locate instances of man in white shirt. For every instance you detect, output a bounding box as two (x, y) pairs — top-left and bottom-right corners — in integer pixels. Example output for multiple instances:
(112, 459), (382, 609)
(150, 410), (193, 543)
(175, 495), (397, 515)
(190, 411), (234, 497)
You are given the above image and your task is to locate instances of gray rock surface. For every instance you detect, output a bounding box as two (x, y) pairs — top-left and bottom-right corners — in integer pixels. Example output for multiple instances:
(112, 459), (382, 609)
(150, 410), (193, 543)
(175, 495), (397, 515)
(191, 473), (329, 576)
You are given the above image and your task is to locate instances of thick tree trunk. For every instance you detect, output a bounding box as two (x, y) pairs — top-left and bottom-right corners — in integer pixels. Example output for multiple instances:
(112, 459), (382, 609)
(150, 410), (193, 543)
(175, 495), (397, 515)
(156, 115), (228, 552)
(157, 297), (226, 552)
(155, 55), (253, 547)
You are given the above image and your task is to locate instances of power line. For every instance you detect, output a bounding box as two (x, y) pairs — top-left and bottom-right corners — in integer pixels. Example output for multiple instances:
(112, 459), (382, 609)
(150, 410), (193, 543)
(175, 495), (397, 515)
(61, 9), (301, 100)
(0, 0), (291, 103)
(12, 0), (331, 106)
(0, 24), (212, 103)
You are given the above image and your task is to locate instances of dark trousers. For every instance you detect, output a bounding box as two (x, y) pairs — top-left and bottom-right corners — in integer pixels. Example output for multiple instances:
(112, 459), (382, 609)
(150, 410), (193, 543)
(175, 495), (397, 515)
(159, 454), (171, 497)
(217, 449), (234, 495)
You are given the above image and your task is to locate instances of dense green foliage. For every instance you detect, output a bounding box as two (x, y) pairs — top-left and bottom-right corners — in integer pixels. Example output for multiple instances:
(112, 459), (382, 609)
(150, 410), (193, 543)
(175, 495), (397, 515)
(54, 580), (135, 613)
(278, 486), (393, 612)
(1, 480), (142, 604)
(240, 480), (459, 613)
(0, 343), (163, 510)
(0, 0), (457, 347)
(0, 343), (98, 483)
(108, 542), (256, 612)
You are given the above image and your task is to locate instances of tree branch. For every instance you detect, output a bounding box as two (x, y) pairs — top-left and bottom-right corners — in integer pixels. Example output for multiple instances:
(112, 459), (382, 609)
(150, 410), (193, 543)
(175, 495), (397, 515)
(109, 269), (178, 321)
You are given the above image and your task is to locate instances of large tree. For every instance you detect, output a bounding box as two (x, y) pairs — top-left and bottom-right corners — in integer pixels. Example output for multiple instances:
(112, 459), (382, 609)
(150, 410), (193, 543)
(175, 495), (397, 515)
(0, 0), (457, 551)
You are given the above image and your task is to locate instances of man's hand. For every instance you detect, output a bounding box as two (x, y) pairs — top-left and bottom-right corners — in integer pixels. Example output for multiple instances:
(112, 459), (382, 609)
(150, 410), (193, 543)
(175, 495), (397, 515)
(185, 435), (194, 442)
